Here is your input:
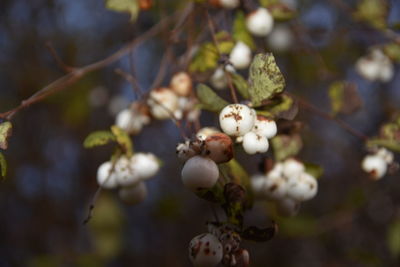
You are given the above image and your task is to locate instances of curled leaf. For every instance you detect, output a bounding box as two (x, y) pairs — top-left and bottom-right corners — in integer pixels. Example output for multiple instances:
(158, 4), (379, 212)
(0, 121), (12, 150)
(196, 84), (229, 113)
(83, 131), (116, 149)
(0, 152), (6, 178)
(248, 53), (285, 107)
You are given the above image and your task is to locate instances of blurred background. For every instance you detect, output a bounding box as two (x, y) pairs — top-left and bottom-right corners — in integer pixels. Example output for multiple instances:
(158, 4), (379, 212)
(0, 0), (399, 266)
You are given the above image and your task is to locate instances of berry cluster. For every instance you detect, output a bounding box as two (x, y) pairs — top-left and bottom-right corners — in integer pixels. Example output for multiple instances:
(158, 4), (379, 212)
(189, 224), (249, 267)
(355, 48), (394, 82)
(219, 104), (277, 154)
(251, 158), (318, 217)
(116, 72), (199, 134)
(361, 147), (394, 180)
(96, 153), (160, 205)
(177, 130), (234, 192)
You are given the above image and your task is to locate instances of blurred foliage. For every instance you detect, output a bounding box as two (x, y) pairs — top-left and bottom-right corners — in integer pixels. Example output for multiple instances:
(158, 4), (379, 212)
(0, 152), (6, 178)
(231, 73), (250, 99)
(387, 218), (400, 258)
(105, 0), (139, 21)
(258, 94), (298, 120)
(111, 125), (134, 157)
(383, 43), (400, 63)
(84, 130), (116, 149)
(189, 31), (234, 73)
(304, 162), (324, 179)
(368, 114), (400, 152)
(353, 0), (388, 29)
(233, 11), (256, 50)
(328, 81), (362, 116)
(196, 83), (229, 112)
(271, 134), (302, 161)
(0, 121), (12, 150)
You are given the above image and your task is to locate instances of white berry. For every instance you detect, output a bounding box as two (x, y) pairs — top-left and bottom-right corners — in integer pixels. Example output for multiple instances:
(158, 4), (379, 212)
(219, 104), (256, 137)
(115, 109), (143, 134)
(131, 153), (160, 180)
(181, 156), (219, 192)
(176, 141), (197, 162)
(361, 154), (388, 180)
(276, 198), (300, 217)
(246, 8), (274, 37)
(96, 161), (119, 189)
(115, 156), (141, 187)
(197, 127), (220, 141)
(148, 87), (179, 120)
(229, 41), (252, 70)
(376, 147), (394, 164)
(250, 174), (267, 199)
(189, 233), (223, 267)
(252, 116), (277, 139)
(267, 24), (293, 51)
(219, 0), (240, 9)
(118, 182), (148, 205)
(282, 158), (305, 182)
(286, 172), (318, 202)
(170, 72), (192, 97)
(263, 172), (288, 200)
(242, 131), (269, 154)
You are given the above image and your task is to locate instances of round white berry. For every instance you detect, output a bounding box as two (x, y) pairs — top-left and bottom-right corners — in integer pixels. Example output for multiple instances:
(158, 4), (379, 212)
(115, 156), (141, 187)
(118, 181), (147, 205)
(181, 156), (219, 192)
(246, 8), (274, 37)
(242, 131), (269, 154)
(361, 154), (388, 180)
(96, 161), (119, 189)
(276, 198), (301, 217)
(147, 87), (179, 120)
(355, 57), (381, 81)
(379, 61), (394, 82)
(282, 158), (305, 182)
(170, 72), (192, 97)
(204, 133), (233, 164)
(376, 147), (394, 164)
(115, 109), (143, 134)
(252, 116), (277, 139)
(189, 233), (223, 267)
(219, 104), (256, 137)
(131, 153), (160, 180)
(267, 24), (293, 51)
(286, 172), (318, 202)
(263, 172), (288, 200)
(268, 162), (284, 177)
(219, 0), (240, 9)
(229, 41), (252, 70)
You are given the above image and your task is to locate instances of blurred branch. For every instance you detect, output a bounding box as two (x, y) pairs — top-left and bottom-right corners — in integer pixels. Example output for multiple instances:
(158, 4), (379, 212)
(0, 3), (195, 121)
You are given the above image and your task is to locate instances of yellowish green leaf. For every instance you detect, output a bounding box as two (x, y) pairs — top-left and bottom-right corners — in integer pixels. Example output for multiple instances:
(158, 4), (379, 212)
(105, 0), (139, 21)
(196, 84), (229, 113)
(271, 134), (302, 161)
(383, 43), (400, 63)
(233, 11), (255, 50)
(231, 73), (250, 99)
(111, 126), (133, 157)
(0, 121), (12, 150)
(0, 152), (6, 178)
(268, 3), (296, 21)
(353, 0), (388, 29)
(83, 131), (116, 149)
(258, 94), (298, 120)
(248, 53), (285, 107)
(328, 81), (362, 115)
(304, 162), (324, 179)
(189, 32), (234, 73)
(367, 138), (400, 153)
(387, 218), (400, 257)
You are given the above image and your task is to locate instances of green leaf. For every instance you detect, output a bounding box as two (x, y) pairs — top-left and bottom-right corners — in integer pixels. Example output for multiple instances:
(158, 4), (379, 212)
(0, 121), (12, 150)
(271, 134), (302, 161)
(248, 53), (286, 107)
(304, 162), (324, 179)
(257, 94), (298, 120)
(196, 84), (229, 113)
(383, 43), (400, 63)
(189, 32), (234, 73)
(111, 126), (133, 157)
(0, 152), (6, 178)
(268, 3), (296, 21)
(231, 73), (250, 99)
(83, 131), (116, 149)
(278, 215), (318, 237)
(328, 81), (362, 115)
(367, 138), (400, 153)
(353, 0), (388, 29)
(387, 218), (400, 258)
(105, 0), (139, 21)
(233, 11), (255, 50)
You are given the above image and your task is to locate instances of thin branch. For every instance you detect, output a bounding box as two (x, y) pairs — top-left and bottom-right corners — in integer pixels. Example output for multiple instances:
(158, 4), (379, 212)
(45, 42), (75, 73)
(0, 9), (178, 121)
(291, 94), (369, 142)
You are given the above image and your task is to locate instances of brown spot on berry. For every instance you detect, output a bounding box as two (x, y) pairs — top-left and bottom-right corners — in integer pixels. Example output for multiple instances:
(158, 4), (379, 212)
(269, 184), (278, 192)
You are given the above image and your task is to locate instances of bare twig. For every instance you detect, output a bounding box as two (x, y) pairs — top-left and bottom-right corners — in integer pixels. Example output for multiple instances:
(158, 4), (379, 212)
(45, 42), (75, 73)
